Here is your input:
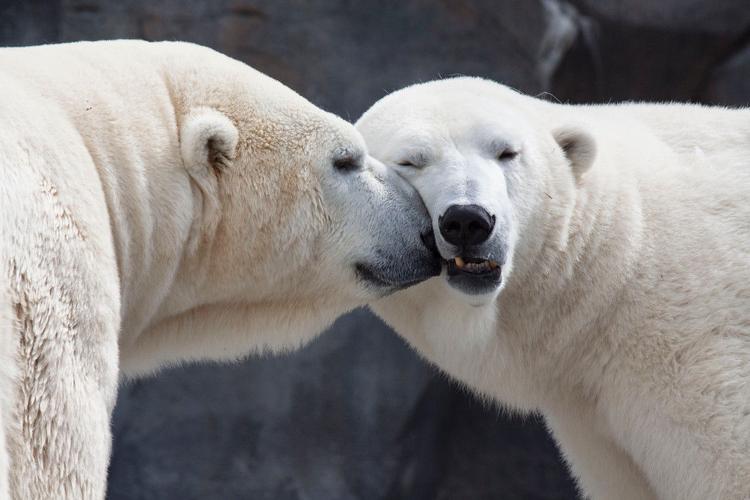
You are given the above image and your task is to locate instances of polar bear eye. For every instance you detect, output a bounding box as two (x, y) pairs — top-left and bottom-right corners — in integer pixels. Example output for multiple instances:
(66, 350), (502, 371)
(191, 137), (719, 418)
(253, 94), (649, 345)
(497, 149), (519, 162)
(333, 154), (362, 172)
(396, 153), (427, 169)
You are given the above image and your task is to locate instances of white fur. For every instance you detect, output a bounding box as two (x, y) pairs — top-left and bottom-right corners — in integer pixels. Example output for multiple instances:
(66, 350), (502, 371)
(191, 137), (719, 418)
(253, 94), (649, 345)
(0, 40), (435, 499)
(0, 289), (14, 500)
(357, 77), (750, 500)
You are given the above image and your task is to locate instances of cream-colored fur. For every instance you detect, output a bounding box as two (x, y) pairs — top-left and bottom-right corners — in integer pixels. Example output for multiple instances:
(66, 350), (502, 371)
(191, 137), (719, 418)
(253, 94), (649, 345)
(0, 290), (14, 500)
(357, 78), (750, 500)
(0, 40), (438, 499)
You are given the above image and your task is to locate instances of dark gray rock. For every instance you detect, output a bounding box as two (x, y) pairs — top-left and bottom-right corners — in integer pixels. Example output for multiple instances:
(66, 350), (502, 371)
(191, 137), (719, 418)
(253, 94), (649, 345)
(0, 0), (59, 46)
(51, 0), (583, 118)
(573, 0), (750, 35)
(704, 44), (750, 106)
(552, 1), (750, 103)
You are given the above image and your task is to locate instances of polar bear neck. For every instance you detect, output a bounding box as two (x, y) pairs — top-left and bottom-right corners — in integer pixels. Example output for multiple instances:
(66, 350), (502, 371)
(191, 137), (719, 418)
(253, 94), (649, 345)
(501, 144), (646, 399)
(9, 41), (210, 346)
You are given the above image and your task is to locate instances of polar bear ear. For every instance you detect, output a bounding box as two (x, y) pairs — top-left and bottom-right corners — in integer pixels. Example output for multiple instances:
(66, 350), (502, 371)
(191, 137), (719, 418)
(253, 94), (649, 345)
(180, 107), (238, 175)
(552, 126), (596, 182)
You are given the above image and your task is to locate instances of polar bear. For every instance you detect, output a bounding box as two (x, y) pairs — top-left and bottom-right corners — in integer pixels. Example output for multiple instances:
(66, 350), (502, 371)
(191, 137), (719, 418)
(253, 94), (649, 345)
(356, 77), (750, 500)
(0, 40), (440, 499)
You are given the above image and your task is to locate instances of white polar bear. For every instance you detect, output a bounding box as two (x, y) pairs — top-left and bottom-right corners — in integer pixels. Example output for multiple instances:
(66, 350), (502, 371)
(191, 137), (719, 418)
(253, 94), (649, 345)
(0, 40), (440, 499)
(356, 77), (750, 500)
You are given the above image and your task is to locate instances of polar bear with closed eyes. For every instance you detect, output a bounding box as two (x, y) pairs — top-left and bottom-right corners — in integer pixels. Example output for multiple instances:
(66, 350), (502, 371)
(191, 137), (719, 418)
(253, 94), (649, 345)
(0, 40), (440, 499)
(357, 77), (750, 500)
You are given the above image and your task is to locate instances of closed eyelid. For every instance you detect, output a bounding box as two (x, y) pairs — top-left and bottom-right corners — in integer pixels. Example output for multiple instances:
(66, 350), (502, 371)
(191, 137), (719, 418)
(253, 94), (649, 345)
(399, 151), (430, 164)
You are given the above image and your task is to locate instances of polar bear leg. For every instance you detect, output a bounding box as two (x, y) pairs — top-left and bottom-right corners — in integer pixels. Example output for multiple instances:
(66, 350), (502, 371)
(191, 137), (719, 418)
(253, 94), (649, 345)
(0, 289), (13, 500)
(0, 416), (7, 500)
(8, 278), (117, 500)
(5, 258), (118, 499)
(546, 410), (656, 500)
(7, 300), (117, 499)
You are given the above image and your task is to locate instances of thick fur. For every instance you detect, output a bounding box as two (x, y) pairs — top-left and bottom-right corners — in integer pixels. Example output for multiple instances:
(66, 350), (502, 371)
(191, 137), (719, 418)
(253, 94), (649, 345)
(0, 41), (437, 498)
(0, 290), (14, 499)
(356, 78), (750, 500)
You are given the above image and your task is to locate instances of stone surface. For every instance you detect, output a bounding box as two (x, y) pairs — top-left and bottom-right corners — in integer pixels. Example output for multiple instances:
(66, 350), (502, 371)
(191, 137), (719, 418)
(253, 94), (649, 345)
(51, 0), (580, 119)
(704, 45), (750, 106)
(573, 0), (750, 35)
(0, 0), (59, 45)
(551, 1), (750, 103)
(1, 0), (749, 498)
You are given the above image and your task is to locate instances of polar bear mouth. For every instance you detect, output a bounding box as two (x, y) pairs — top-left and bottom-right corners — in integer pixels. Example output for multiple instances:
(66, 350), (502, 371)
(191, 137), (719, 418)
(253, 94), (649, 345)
(444, 256), (503, 295)
(446, 257), (501, 276)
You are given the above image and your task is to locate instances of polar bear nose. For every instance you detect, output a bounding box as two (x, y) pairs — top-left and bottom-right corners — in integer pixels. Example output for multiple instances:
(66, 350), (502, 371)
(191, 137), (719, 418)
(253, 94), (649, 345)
(438, 204), (495, 247)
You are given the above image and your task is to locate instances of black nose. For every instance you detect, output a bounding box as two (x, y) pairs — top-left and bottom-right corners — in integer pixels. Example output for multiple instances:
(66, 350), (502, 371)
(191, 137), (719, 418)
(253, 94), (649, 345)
(438, 204), (495, 247)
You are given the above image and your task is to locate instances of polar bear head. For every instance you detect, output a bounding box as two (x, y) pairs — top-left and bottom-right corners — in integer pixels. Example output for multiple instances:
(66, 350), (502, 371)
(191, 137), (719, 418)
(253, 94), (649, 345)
(178, 106), (440, 310)
(356, 77), (595, 306)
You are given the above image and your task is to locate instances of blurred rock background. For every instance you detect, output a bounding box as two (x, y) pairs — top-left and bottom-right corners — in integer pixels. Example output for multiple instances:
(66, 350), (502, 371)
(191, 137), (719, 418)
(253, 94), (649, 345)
(1, 1), (748, 499)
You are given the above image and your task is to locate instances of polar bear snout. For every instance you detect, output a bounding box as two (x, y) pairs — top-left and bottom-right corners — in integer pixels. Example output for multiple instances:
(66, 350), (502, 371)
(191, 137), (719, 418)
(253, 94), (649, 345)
(436, 203), (505, 295)
(438, 204), (495, 247)
(351, 164), (443, 295)
(354, 216), (442, 294)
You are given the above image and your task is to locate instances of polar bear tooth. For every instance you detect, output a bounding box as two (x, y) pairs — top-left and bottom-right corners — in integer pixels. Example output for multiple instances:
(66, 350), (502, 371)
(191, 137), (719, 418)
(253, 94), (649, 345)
(455, 257), (465, 268)
(489, 261), (498, 269)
